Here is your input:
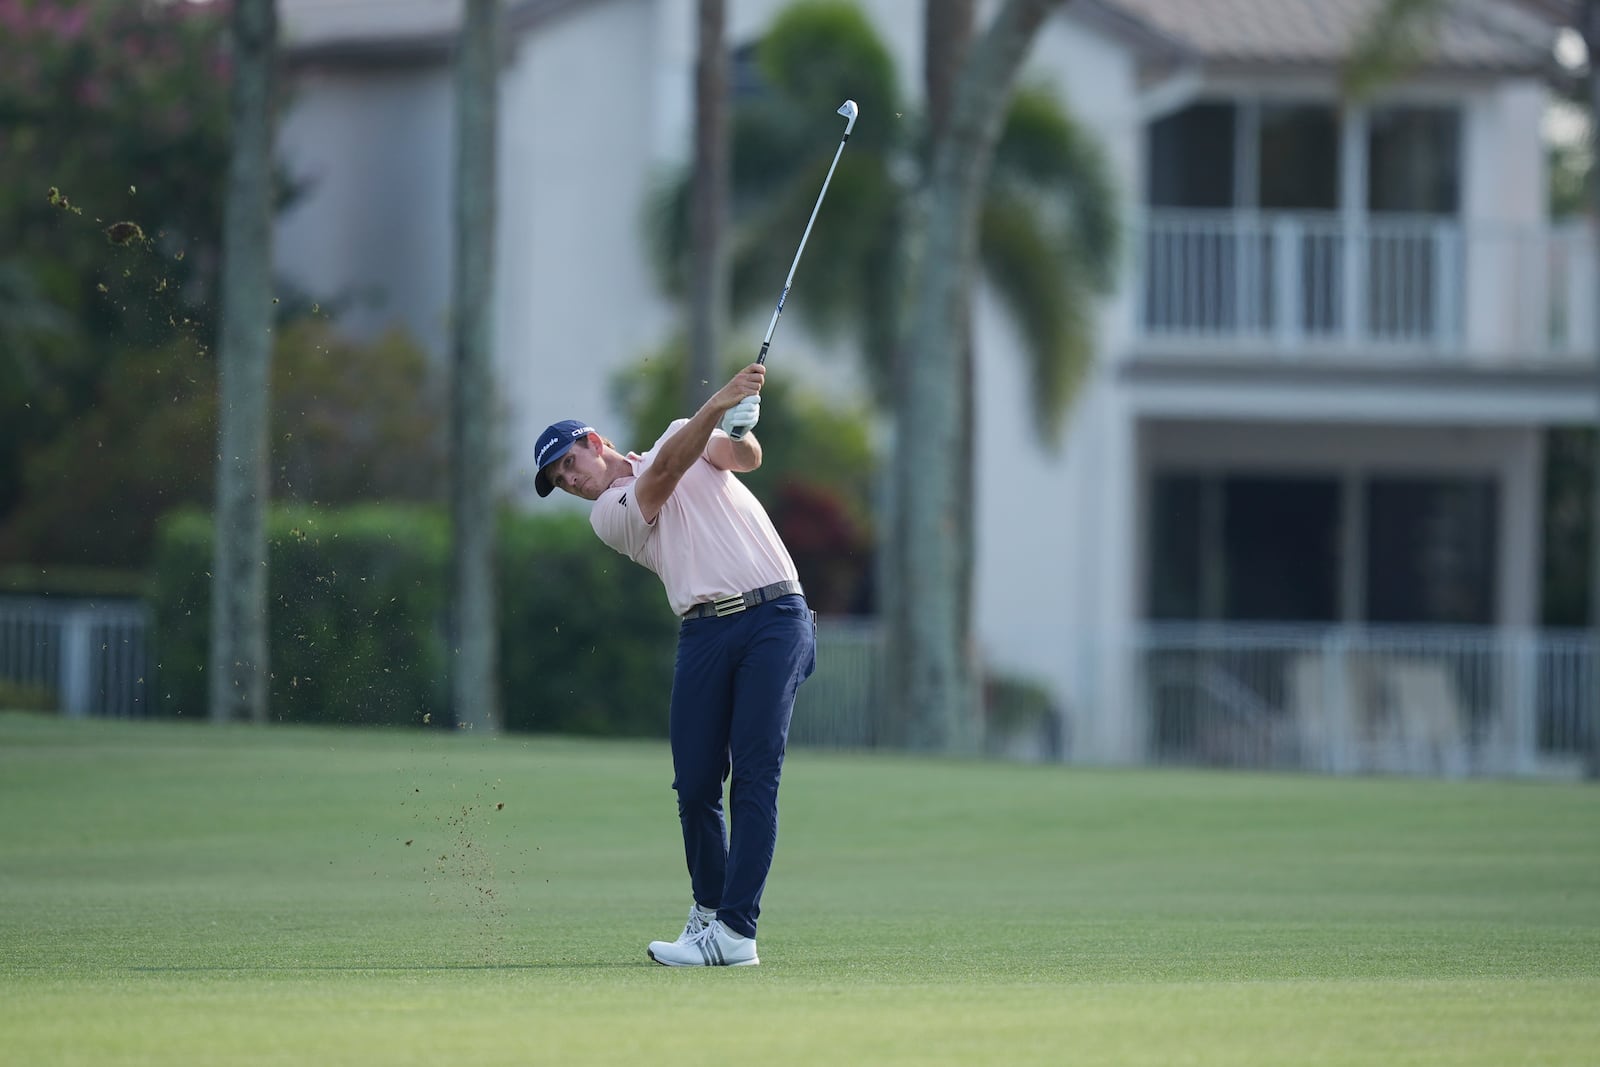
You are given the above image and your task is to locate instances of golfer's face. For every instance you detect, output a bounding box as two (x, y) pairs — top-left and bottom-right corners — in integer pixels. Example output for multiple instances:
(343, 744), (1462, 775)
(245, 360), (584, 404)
(544, 436), (608, 500)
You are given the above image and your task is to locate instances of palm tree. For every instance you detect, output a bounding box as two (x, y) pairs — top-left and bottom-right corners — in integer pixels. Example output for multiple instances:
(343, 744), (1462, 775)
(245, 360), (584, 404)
(449, 0), (501, 734)
(208, 0), (277, 724)
(648, 0), (1115, 747)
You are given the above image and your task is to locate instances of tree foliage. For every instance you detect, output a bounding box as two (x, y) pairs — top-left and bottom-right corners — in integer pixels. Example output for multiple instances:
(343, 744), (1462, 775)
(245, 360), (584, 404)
(0, 0), (231, 525)
(0, 320), (448, 568)
(646, 0), (1118, 443)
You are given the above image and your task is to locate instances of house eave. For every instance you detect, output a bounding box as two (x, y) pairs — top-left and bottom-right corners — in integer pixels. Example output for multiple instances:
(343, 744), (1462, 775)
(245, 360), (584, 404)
(283, 0), (592, 73)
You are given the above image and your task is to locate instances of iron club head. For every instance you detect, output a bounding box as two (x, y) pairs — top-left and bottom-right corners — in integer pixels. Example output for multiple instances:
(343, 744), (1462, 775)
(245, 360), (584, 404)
(837, 99), (858, 135)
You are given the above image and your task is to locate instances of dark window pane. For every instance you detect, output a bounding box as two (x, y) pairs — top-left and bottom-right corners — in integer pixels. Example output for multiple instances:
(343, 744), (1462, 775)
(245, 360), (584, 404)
(1368, 107), (1460, 215)
(1147, 103), (1236, 208)
(1540, 427), (1593, 627)
(1259, 103), (1340, 211)
(1365, 477), (1496, 623)
(1221, 477), (1341, 621)
(1149, 473), (1203, 619)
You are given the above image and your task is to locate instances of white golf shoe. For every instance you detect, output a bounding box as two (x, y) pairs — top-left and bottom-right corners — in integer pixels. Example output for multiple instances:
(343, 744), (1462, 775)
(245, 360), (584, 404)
(648, 917), (758, 967)
(672, 903), (718, 945)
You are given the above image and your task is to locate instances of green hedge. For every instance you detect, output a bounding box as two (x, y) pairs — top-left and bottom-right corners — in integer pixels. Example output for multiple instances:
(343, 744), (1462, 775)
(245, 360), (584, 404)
(497, 513), (678, 736)
(150, 506), (677, 736)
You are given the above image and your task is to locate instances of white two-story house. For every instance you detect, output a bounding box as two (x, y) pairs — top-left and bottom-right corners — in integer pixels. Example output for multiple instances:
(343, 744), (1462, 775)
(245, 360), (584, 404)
(273, 0), (1591, 774)
(1030, 0), (1592, 776)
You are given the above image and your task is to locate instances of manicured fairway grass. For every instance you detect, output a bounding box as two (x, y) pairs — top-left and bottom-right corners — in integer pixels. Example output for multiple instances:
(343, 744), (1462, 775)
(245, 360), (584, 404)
(1, 711), (1596, 1066)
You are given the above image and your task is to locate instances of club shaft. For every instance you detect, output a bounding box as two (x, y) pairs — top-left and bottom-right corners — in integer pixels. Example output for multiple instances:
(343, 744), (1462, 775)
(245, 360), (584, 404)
(756, 132), (850, 364)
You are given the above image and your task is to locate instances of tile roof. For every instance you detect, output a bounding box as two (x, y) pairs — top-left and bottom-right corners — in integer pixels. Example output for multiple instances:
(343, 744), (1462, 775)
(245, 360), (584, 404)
(276, 0), (1566, 76)
(1089, 0), (1562, 74)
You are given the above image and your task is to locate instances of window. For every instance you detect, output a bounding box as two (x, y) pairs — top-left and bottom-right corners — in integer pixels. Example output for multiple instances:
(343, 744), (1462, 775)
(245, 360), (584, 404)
(1368, 106), (1461, 215)
(1223, 476), (1341, 621)
(1147, 103), (1236, 209)
(1365, 477), (1496, 624)
(1258, 103), (1340, 211)
(1148, 472), (1341, 622)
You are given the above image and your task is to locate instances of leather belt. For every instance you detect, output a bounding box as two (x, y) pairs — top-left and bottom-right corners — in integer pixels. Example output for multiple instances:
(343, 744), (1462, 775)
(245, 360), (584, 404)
(682, 580), (804, 619)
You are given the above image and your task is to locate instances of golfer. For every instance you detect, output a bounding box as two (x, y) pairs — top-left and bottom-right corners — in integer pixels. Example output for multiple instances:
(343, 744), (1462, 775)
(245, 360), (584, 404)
(533, 362), (816, 967)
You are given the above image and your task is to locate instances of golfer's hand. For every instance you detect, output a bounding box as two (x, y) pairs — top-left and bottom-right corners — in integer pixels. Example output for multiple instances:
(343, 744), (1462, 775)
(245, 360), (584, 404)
(720, 394), (761, 439)
(711, 363), (764, 410)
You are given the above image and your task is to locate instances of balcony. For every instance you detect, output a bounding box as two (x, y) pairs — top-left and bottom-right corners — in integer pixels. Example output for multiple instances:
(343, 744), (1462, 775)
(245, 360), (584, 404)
(1133, 210), (1597, 364)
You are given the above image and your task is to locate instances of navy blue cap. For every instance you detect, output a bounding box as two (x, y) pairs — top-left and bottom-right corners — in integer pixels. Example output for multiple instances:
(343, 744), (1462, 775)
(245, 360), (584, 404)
(533, 419), (595, 497)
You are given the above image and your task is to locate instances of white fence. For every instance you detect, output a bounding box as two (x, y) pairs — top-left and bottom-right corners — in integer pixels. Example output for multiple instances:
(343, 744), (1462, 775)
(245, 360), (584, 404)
(3, 599), (1591, 779)
(795, 619), (1595, 777)
(1136, 623), (1595, 778)
(0, 597), (151, 718)
(792, 616), (885, 748)
(1136, 210), (1597, 360)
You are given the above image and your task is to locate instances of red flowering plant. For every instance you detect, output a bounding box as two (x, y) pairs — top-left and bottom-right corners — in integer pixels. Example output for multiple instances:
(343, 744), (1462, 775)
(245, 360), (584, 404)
(770, 480), (873, 615)
(0, 0), (232, 329)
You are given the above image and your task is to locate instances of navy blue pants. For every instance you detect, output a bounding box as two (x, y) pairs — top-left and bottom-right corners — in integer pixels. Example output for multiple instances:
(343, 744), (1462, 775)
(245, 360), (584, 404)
(669, 594), (816, 940)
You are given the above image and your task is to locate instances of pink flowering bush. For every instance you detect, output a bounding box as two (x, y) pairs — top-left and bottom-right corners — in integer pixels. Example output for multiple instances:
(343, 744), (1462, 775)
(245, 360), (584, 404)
(0, 0), (232, 319)
(0, 0), (233, 562)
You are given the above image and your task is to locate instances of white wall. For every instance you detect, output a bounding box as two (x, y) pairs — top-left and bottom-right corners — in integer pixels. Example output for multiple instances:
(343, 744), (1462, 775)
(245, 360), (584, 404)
(496, 0), (677, 502)
(969, 13), (1144, 762)
(276, 68), (455, 356)
(1462, 77), (1553, 359)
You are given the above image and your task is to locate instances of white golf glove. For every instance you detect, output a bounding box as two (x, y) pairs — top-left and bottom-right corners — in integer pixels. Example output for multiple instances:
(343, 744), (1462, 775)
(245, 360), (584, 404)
(720, 394), (761, 439)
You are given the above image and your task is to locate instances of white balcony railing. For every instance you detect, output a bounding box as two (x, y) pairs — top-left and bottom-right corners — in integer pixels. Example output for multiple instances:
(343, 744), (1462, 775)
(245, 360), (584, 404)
(1134, 210), (1598, 362)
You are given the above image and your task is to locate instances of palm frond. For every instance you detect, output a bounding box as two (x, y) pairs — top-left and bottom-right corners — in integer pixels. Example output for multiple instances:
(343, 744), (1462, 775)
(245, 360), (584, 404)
(757, 0), (903, 154)
(726, 156), (898, 345)
(645, 0), (909, 328)
(979, 192), (1093, 446)
(991, 84), (1121, 292)
(1342, 0), (1450, 102)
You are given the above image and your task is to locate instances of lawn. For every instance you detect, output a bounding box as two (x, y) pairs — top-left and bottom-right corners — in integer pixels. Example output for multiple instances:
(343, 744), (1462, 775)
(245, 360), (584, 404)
(1, 711), (1596, 1066)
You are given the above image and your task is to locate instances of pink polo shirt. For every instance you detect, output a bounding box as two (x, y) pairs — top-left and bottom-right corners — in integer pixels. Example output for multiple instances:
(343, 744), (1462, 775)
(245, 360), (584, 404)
(590, 419), (800, 617)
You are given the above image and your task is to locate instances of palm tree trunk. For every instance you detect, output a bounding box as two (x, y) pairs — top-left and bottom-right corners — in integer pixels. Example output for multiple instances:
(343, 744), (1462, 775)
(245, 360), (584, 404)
(925, 0), (974, 137)
(924, 0), (979, 744)
(208, 0), (277, 724)
(687, 0), (728, 409)
(891, 0), (1064, 752)
(450, 0), (501, 734)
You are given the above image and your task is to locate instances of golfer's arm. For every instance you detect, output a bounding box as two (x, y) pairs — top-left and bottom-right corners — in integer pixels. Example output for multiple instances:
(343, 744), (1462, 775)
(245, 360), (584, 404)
(705, 432), (761, 473)
(634, 404), (723, 522)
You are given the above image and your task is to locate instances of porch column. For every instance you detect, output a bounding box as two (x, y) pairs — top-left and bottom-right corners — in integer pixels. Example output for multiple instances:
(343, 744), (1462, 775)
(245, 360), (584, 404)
(1339, 107), (1369, 348)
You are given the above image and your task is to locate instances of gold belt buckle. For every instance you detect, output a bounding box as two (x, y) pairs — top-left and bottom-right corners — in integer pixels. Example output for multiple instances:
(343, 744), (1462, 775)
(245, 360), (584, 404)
(712, 592), (747, 617)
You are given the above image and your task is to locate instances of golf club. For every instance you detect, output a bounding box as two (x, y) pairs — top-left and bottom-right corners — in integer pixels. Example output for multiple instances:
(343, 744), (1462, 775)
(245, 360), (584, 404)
(731, 99), (859, 440)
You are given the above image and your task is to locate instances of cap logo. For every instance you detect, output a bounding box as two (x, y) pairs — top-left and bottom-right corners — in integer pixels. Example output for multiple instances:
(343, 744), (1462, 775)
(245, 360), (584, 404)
(535, 424), (595, 469)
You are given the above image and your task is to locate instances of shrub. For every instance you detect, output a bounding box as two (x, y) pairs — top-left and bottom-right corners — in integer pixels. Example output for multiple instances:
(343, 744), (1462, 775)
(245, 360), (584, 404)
(151, 506), (677, 736)
(498, 511), (678, 737)
(151, 506), (450, 726)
